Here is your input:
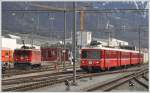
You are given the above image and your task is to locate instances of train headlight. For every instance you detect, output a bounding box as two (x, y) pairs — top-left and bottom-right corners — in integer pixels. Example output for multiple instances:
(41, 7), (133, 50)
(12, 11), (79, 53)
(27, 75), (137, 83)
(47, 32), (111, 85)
(96, 61), (100, 64)
(21, 57), (23, 59)
(15, 58), (18, 61)
(81, 61), (85, 64)
(89, 61), (92, 64)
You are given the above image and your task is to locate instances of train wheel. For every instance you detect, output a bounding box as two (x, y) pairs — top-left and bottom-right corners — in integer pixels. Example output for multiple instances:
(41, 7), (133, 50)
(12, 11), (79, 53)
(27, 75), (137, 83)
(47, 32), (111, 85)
(33, 64), (41, 68)
(37, 64), (42, 69)
(95, 69), (100, 73)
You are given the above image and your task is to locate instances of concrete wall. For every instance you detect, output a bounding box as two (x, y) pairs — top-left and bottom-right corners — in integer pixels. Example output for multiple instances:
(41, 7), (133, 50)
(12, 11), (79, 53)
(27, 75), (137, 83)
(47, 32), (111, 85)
(77, 31), (92, 46)
(143, 52), (149, 63)
(2, 37), (17, 50)
(2, 37), (40, 50)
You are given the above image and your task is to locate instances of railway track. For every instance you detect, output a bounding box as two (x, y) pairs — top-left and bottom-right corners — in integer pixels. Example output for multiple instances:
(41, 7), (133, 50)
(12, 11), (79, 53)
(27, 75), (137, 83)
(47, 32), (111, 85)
(3, 63), (79, 77)
(2, 69), (83, 85)
(82, 68), (148, 92)
(2, 65), (147, 92)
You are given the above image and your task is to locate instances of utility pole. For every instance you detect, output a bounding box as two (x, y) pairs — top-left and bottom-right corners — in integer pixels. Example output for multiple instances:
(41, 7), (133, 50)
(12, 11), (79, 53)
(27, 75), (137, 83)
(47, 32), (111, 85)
(72, 2), (77, 86)
(63, 3), (66, 71)
(108, 25), (110, 47)
(35, 14), (39, 46)
(37, 14), (39, 33)
(80, 10), (85, 48)
(31, 18), (34, 48)
(138, 25), (141, 64)
(107, 21), (110, 47)
(49, 14), (55, 41)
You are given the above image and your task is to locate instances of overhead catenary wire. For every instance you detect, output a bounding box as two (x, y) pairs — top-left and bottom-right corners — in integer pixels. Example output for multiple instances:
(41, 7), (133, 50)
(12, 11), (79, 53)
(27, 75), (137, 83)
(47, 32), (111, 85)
(3, 8), (148, 13)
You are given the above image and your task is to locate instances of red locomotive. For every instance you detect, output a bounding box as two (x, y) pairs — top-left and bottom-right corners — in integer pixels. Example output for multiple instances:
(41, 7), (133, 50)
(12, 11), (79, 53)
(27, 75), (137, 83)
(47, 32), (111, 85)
(13, 40), (41, 69)
(80, 47), (143, 72)
(14, 48), (41, 69)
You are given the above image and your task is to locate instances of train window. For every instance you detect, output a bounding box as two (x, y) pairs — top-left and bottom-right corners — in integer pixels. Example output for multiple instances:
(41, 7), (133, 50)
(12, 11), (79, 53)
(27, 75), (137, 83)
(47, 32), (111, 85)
(82, 50), (100, 59)
(35, 51), (40, 55)
(82, 51), (88, 58)
(46, 50), (48, 58)
(14, 50), (31, 57)
(121, 52), (130, 58)
(105, 51), (110, 58)
(106, 51), (110, 55)
(90, 51), (100, 59)
(52, 51), (55, 55)
(48, 51), (52, 57)
(5, 52), (9, 56)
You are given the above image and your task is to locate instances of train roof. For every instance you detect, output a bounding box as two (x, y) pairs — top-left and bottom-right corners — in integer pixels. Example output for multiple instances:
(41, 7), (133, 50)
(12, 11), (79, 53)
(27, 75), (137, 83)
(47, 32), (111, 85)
(82, 46), (140, 53)
(14, 48), (40, 51)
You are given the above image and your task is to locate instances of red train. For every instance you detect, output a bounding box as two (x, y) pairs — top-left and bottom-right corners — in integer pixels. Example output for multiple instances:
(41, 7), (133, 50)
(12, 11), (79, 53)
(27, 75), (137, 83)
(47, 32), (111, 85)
(41, 47), (69, 62)
(2, 48), (14, 63)
(80, 47), (143, 72)
(14, 49), (41, 69)
(13, 47), (69, 69)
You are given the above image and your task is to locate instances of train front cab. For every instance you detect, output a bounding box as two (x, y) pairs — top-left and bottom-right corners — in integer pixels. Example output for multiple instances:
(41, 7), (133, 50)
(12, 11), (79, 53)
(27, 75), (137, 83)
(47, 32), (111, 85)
(80, 49), (121, 72)
(80, 49), (102, 72)
(14, 49), (41, 69)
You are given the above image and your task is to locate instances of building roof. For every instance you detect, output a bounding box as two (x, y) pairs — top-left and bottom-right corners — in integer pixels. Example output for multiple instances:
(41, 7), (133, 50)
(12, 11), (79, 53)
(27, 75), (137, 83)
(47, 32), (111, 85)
(8, 34), (21, 39)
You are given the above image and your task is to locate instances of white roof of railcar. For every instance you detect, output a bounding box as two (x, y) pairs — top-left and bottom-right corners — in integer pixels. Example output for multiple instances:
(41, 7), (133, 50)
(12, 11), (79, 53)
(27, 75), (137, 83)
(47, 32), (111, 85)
(14, 48), (40, 51)
(82, 46), (139, 53)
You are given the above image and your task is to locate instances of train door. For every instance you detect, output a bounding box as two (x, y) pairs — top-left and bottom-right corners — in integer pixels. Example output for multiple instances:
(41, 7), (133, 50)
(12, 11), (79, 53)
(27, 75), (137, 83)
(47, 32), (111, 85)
(119, 51), (122, 66)
(100, 49), (105, 70)
(129, 52), (132, 65)
(105, 50), (110, 70)
(117, 51), (120, 67)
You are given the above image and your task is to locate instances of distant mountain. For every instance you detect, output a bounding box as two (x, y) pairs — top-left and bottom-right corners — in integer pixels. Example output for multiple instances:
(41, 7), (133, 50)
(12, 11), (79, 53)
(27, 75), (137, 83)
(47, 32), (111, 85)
(2, 1), (149, 48)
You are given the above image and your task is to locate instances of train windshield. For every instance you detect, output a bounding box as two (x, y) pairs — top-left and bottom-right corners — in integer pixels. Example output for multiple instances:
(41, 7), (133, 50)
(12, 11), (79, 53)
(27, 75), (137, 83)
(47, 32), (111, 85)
(14, 50), (31, 57)
(82, 50), (101, 59)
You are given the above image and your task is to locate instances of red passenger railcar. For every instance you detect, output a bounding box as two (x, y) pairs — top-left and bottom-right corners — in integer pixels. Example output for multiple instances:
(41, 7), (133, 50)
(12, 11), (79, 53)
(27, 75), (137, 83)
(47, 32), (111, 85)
(14, 49), (41, 69)
(80, 47), (143, 72)
(41, 47), (69, 62)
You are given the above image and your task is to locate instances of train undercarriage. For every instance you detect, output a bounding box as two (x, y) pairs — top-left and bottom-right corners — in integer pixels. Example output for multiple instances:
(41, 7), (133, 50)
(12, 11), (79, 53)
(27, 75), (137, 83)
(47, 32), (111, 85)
(14, 62), (41, 69)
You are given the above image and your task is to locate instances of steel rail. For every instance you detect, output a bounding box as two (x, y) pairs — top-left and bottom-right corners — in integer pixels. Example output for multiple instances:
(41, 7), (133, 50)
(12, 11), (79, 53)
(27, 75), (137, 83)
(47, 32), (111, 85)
(82, 68), (148, 92)
(2, 66), (146, 92)
(3, 63), (80, 77)
(134, 78), (148, 89)
(142, 76), (148, 81)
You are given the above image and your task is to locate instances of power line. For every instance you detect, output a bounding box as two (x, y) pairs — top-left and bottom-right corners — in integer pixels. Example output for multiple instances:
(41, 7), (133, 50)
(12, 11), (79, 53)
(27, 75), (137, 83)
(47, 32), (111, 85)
(3, 9), (148, 13)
